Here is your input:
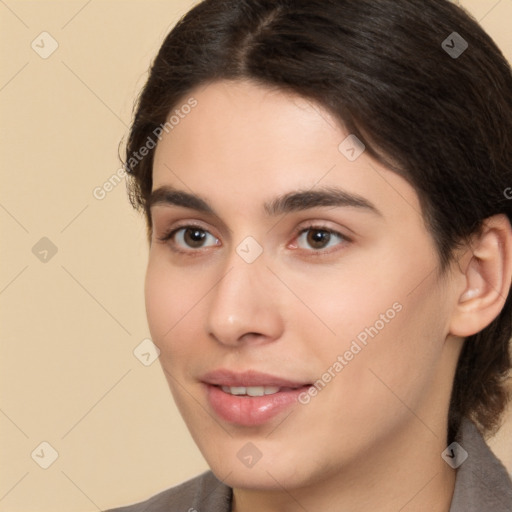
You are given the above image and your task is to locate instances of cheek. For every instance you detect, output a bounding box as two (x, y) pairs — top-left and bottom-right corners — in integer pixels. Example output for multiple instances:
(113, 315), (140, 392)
(286, 243), (449, 403)
(144, 255), (204, 353)
(323, 279), (449, 428)
(280, 258), (404, 355)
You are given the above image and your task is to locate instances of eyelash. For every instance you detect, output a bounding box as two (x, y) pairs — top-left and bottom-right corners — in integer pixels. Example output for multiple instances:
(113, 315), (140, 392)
(156, 223), (350, 255)
(157, 224), (209, 244)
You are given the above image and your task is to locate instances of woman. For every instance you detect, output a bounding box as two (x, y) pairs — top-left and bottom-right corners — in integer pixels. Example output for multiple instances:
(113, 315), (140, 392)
(108, 0), (512, 510)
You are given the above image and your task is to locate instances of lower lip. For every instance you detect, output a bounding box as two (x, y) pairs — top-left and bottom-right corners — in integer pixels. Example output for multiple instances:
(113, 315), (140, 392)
(205, 384), (310, 426)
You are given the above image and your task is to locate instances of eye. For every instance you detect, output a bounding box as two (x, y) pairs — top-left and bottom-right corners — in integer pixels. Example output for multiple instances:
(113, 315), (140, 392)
(161, 226), (220, 250)
(295, 227), (346, 251)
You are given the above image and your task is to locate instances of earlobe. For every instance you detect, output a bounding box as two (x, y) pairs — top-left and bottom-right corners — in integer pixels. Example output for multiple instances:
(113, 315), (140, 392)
(449, 214), (512, 338)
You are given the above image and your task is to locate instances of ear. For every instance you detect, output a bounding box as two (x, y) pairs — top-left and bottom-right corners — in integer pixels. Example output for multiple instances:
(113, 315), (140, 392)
(449, 214), (512, 338)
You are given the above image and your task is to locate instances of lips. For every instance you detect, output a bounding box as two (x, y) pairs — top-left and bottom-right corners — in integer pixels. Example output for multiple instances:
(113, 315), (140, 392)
(201, 369), (309, 388)
(201, 369), (312, 426)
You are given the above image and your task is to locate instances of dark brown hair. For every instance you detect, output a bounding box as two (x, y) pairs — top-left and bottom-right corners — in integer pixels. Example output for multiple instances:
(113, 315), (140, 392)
(124, 0), (512, 440)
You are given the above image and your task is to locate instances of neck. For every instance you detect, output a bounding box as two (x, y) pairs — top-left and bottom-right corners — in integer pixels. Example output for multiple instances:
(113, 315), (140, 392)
(231, 419), (456, 512)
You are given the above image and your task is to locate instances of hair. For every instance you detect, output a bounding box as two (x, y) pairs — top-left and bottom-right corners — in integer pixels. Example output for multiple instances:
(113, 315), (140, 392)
(124, 0), (512, 441)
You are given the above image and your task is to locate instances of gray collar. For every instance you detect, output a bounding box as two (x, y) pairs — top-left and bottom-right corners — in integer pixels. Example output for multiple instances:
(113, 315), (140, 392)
(449, 418), (512, 511)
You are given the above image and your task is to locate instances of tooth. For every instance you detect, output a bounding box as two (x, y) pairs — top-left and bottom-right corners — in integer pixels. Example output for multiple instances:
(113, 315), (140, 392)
(246, 386), (265, 396)
(220, 385), (282, 396)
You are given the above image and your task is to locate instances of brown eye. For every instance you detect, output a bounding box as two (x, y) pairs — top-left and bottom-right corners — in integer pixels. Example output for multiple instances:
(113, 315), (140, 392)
(306, 229), (332, 249)
(183, 228), (208, 247)
(296, 227), (345, 251)
(172, 227), (219, 249)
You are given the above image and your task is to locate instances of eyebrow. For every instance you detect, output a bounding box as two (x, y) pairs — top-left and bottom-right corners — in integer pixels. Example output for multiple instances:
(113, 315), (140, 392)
(149, 187), (214, 214)
(264, 187), (381, 217)
(148, 185), (381, 217)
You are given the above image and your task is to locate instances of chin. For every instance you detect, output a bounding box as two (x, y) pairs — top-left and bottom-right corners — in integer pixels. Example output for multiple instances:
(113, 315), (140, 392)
(213, 463), (309, 491)
(198, 440), (318, 491)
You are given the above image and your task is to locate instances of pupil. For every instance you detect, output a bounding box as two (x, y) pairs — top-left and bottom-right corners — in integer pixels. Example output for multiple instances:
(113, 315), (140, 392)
(308, 229), (330, 249)
(185, 228), (206, 247)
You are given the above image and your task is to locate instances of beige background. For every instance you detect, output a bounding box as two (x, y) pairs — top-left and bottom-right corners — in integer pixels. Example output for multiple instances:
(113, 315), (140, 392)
(1, 1), (511, 510)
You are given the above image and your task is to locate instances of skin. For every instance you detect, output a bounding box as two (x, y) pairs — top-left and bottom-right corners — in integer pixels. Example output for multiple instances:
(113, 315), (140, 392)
(145, 80), (511, 512)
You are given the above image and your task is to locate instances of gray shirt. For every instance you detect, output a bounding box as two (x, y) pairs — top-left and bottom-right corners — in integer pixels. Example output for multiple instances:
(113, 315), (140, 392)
(106, 419), (512, 511)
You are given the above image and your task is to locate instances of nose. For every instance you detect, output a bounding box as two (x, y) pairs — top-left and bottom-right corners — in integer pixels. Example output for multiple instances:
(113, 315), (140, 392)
(205, 254), (284, 347)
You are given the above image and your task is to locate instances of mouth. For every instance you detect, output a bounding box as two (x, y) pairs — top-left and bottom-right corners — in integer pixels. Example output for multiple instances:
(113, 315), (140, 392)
(201, 370), (312, 426)
(220, 385), (285, 396)
(201, 368), (310, 388)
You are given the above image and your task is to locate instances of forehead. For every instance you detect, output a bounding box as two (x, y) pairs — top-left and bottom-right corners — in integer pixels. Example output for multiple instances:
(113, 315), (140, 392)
(151, 80), (422, 222)
(153, 80), (339, 181)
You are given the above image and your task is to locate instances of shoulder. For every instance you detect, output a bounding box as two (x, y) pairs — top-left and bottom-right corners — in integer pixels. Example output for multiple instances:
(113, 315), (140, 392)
(450, 419), (512, 512)
(104, 471), (232, 512)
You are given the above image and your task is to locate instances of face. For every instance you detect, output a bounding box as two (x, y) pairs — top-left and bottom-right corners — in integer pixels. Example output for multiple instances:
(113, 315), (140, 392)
(146, 80), (461, 491)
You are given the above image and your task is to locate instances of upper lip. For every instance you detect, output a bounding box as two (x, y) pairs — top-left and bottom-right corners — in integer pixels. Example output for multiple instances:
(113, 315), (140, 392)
(201, 369), (310, 388)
